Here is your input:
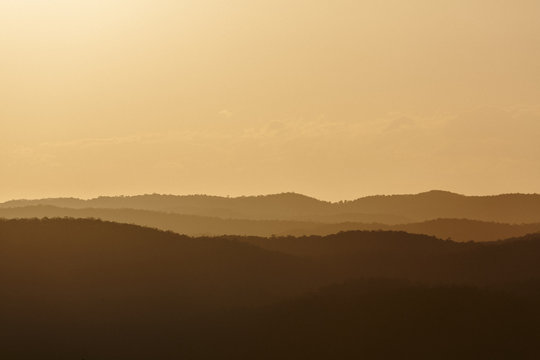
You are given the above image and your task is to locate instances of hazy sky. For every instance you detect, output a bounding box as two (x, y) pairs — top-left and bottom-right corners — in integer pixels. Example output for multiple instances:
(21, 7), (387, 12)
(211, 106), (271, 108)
(1, 0), (539, 201)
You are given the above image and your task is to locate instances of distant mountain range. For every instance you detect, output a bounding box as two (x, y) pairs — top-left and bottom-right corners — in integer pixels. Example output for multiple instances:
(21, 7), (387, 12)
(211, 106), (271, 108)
(1, 205), (540, 242)
(2, 190), (540, 224)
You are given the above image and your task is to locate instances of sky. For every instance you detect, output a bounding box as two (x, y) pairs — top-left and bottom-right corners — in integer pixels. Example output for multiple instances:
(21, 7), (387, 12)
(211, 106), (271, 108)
(1, 0), (539, 201)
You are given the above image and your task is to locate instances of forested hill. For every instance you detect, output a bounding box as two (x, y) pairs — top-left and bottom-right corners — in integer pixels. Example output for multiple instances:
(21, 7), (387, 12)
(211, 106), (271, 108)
(2, 218), (540, 359)
(2, 218), (540, 291)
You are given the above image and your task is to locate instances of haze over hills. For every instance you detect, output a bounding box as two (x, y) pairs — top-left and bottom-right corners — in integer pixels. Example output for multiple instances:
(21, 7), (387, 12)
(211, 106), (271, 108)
(286, 218), (540, 242)
(2, 190), (540, 224)
(2, 205), (540, 242)
(5, 0), (540, 358)
(2, 218), (540, 359)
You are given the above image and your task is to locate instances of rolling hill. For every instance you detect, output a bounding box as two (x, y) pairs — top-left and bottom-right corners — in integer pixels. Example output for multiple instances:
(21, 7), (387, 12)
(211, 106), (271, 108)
(3, 190), (540, 223)
(236, 231), (540, 286)
(0, 218), (328, 312)
(2, 218), (540, 359)
(1, 205), (540, 241)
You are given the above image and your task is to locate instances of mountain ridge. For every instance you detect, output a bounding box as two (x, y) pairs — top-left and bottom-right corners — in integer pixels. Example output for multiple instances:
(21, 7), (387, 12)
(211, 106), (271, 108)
(2, 190), (540, 223)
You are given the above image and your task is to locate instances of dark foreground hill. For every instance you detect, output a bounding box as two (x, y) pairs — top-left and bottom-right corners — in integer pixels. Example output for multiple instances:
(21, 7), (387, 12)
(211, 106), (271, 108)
(197, 280), (540, 360)
(3, 190), (540, 223)
(2, 218), (540, 359)
(2, 205), (540, 241)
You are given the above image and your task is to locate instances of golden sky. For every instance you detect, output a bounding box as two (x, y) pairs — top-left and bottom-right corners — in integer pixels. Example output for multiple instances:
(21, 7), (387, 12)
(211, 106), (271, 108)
(1, 0), (539, 201)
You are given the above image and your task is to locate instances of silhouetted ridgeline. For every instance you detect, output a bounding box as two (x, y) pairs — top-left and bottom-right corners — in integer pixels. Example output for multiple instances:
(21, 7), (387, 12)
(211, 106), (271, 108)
(2, 218), (540, 359)
(0, 218), (326, 311)
(3, 190), (540, 223)
(282, 218), (540, 241)
(2, 205), (540, 241)
(0, 205), (318, 237)
(236, 231), (540, 286)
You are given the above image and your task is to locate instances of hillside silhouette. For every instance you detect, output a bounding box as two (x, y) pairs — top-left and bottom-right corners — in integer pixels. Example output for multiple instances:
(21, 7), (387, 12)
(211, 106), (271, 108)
(236, 231), (540, 287)
(2, 205), (540, 241)
(2, 218), (540, 358)
(0, 218), (327, 311)
(3, 190), (540, 223)
(0, 205), (318, 237)
(346, 190), (540, 223)
(2, 218), (539, 289)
